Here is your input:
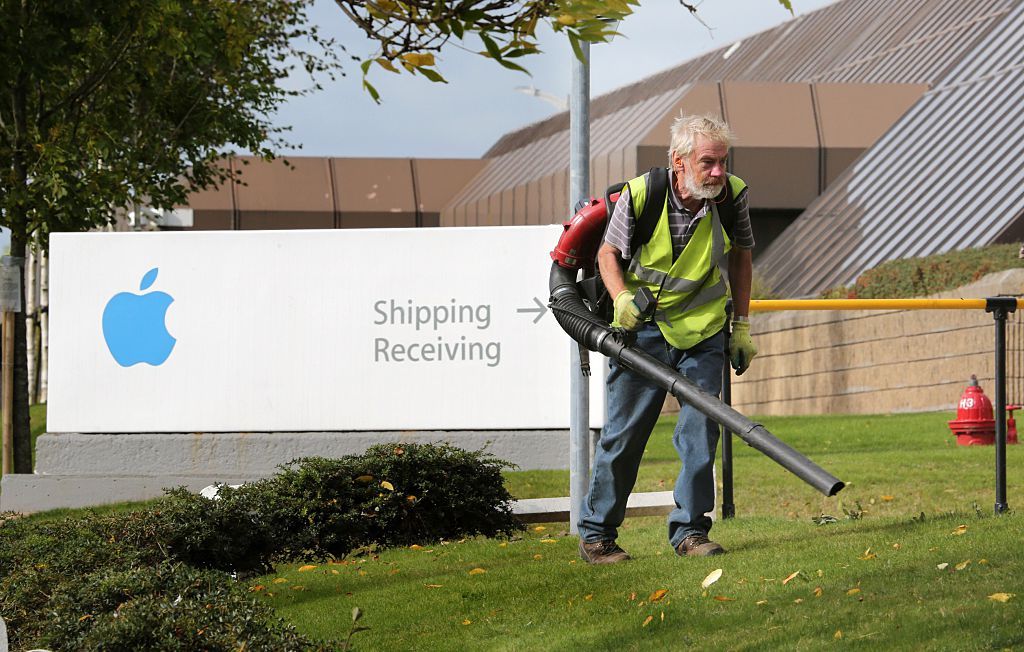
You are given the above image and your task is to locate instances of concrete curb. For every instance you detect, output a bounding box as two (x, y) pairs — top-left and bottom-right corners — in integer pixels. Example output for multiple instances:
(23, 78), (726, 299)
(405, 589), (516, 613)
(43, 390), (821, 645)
(513, 491), (677, 523)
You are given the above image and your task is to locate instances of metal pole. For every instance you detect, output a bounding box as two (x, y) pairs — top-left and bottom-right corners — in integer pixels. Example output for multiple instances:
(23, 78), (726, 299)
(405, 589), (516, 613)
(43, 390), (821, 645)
(568, 40), (591, 536)
(986, 297), (1015, 515)
(721, 306), (735, 519)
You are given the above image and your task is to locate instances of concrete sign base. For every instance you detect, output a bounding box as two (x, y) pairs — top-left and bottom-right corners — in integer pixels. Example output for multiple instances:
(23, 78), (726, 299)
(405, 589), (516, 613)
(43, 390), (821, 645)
(0, 429), (595, 513)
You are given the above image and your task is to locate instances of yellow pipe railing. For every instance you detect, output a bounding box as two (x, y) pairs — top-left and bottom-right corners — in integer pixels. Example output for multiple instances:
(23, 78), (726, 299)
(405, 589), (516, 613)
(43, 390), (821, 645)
(731, 294), (1018, 515)
(749, 298), (1024, 312)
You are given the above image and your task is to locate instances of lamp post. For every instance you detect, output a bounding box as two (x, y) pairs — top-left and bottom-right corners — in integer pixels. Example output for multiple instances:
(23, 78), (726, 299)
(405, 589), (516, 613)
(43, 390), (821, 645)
(568, 39), (591, 536)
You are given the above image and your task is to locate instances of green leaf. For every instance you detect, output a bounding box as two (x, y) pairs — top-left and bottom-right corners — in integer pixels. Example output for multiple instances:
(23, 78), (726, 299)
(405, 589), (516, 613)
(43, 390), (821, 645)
(363, 79), (381, 103)
(496, 58), (530, 75)
(417, 67), (448, 84)
(568, 32), (585, 64)
(479, 32), (503, 60)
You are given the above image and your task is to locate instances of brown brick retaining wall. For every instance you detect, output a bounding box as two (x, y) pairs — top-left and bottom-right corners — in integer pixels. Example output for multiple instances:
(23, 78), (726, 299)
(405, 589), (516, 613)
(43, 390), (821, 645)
(729, 270), (1024, 416)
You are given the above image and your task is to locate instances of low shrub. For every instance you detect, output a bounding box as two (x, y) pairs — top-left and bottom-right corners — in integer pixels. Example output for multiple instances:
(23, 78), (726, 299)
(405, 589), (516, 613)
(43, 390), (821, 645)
(335, 441), (522, 548)
(820, 243), (1024, 299)
(41, 563), (333, 652)
(0, 442), (520, 649)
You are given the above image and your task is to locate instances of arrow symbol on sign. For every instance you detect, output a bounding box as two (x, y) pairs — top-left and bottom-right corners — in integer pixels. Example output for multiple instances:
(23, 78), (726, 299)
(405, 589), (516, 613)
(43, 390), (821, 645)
(517, 297), (548, 324)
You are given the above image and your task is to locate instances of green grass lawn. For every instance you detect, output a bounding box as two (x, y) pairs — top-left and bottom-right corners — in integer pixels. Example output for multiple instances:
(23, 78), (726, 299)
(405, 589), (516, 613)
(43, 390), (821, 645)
(261, 412), (1024, 650)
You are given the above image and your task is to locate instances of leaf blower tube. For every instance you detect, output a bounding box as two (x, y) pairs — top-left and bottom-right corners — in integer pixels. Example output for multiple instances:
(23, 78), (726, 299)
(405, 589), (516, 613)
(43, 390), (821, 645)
(548, 201), (843, 497)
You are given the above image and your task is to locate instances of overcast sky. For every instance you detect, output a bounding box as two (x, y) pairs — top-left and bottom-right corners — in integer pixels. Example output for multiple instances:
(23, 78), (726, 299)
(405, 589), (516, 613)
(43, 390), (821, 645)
(270, 0), (839, 159)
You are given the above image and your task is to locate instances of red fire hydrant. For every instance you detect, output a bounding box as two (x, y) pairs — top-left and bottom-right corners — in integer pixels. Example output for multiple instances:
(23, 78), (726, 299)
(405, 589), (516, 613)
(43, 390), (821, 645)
(948, 376), (1019, 446)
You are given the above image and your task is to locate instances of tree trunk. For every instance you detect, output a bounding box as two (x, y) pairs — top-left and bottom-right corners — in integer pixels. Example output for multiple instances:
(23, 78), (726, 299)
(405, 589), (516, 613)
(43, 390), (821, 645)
(10, 232), (32, 473)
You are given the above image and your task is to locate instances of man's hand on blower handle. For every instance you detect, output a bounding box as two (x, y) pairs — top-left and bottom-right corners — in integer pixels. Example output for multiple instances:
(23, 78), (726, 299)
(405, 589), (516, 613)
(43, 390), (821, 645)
(729, 316), (758, 375)
(613, 290), (643, 331)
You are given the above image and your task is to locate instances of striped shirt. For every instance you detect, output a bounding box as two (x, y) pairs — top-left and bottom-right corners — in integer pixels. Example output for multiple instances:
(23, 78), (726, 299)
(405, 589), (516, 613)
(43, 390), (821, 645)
(604, 169), (754, 260)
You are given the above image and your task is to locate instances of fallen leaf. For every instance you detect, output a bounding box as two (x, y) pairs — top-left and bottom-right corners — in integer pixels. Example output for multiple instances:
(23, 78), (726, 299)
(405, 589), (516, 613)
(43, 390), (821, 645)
(291, 585), (305, 591)
(272, 578), (288, 584)
(793, 598), (804, 604)
(937, 563), (949, 570)
(355, 475), (374, 484)
(881, 495), (894, 501)
(979, 559), (989, 564)
(380, 480), (395, 491)
(846, 588), (861, 596)
(713, 596), (735, 602)
(298, 565), (317, 572)
(79, 614), (92, 622)
(629, 592), (637, 601)
(988, 593), (1015, 603)
(409, 544), (423, 550)
(813, 587), (823, 597)
(701, 568), (723, 589)
(585, 594), (593, 601)
(424, 584), (443, 589)
(249, 585), (265, 592)
(540, 539), (558, 544)
(782, 571), (801, 585)
(756, 600), (768, 605)
(406, 495), (417, 502)
(649, 589), (669, 603)
(955, 560), (971, 571)
(462, 619), (472, 625)
(816, 569), (824, 577)
(394, 447), (404, 455)
(834, 630), (843, 640)
(468, 568), (487, 575)
(331, 570), (339, 575)
(533, 526), (547, 532)
(952, 524), (968, 536)
(533, 554), (543, 560)
(859, 548), (877, 561)
(499, 542), (508, 548)
(892, 543), (902, 550)
(642, 615), (654, 627)
(389, 569), (400, 575)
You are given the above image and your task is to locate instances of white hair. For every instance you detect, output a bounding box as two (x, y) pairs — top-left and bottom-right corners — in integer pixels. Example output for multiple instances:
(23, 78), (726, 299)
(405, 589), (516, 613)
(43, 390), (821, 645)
(668, 113), (734, 162)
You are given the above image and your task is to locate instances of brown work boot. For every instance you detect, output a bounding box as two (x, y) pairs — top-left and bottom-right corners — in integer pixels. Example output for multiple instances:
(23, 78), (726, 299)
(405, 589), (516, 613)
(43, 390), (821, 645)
(675, 533), (725, 557)
(579, 539), (631, 564)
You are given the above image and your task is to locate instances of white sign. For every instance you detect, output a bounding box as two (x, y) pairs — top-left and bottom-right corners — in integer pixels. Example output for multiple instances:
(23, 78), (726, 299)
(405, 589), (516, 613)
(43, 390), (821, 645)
(47, 227), (606, 432)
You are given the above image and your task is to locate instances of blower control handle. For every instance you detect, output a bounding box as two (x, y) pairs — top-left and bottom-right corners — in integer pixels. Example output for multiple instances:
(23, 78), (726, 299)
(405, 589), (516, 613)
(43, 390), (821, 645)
(634, 287), (657, 322)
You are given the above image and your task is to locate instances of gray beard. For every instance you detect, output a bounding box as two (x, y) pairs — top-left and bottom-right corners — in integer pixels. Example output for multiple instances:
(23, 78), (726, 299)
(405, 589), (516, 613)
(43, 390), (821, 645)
(683, 171), (725, 201)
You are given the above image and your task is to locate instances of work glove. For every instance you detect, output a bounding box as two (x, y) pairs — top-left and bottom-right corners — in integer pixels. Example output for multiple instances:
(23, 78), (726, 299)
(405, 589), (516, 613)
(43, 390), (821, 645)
(729, 318), (758, 375)
(613, 290), (642, 331)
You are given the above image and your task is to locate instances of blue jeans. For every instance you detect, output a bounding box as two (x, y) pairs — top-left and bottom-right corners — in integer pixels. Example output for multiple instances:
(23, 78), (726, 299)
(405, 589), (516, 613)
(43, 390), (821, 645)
(578, 324), (724, 549)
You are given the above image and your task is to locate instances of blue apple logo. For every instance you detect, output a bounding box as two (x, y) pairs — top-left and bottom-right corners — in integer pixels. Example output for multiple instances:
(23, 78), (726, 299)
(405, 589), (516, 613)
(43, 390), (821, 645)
(102, 268), (176, 367)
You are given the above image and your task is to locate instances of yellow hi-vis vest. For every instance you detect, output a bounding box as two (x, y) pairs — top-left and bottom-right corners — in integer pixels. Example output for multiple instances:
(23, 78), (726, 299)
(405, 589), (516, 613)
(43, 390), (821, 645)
(624, 172), (746, 350)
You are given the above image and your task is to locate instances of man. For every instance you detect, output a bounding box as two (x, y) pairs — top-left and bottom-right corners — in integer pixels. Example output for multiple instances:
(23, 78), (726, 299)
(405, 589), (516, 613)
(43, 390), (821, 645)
(578, 113), (757, 563)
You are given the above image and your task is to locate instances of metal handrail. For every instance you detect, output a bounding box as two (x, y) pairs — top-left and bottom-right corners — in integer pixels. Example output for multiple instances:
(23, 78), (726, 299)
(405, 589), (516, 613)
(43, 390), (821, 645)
(722, 296), (1016, 518)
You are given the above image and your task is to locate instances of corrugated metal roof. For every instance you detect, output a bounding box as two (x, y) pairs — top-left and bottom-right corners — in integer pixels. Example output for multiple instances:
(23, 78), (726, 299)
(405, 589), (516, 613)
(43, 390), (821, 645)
(483, 0), (1012, 159)
(446, 85), (692, 208)
(758, 0), (1024, 297)
(447, 0), (1015, 228)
